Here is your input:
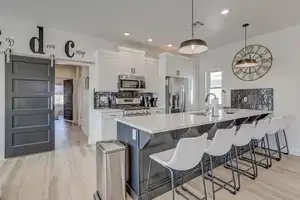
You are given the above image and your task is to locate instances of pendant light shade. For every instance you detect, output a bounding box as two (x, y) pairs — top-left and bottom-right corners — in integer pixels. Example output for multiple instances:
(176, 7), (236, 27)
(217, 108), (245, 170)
(179, 39), (208, 54)
(178, 0), (208, 55)
(234, 23), (258, 68)
(235, 58), (258, 68)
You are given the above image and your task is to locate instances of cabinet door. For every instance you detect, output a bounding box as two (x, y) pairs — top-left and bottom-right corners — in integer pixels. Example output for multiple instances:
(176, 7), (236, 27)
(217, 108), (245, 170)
(98, 53), (119, 92)
(166, 55), (194, 78)
(118, 52), (133, 75)
(119, 52), (145, 75)
(133, 55), (146, 76)
(100, 112), (123, 141)
(144, 59), (159, 93)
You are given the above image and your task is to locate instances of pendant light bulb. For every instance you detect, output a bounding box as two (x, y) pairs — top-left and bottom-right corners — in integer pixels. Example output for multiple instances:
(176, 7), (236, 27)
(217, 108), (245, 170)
(178, 0), (208, 55)
(235, 23), (258, 68)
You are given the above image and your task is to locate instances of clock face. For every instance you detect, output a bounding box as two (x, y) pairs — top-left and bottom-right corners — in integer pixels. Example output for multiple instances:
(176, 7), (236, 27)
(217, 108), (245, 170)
(232, 45), (273, 81)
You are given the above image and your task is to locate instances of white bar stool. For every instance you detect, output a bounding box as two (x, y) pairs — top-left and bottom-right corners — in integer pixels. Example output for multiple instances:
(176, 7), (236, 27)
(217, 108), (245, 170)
(240, 118), (271, 171)
(146, 133), (208, 200)
(264, 116), (290, 164)
(204, 127), (237, 200)
(224, 122), (257, 190)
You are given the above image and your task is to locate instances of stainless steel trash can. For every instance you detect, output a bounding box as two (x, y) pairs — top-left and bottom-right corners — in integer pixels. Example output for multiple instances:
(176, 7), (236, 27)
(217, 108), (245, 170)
(95, 141), (126, 200)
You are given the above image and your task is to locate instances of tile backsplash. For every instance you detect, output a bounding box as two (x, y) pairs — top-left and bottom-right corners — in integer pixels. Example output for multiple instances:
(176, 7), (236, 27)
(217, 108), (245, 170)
(231, 88), (274, 111)
(94, 91), (154, 109)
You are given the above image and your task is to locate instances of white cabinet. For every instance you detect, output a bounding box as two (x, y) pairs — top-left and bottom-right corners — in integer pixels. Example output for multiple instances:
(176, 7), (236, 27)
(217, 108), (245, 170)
(118, 52), (145, 75)
(96, 48), (159, 92)
(97, 51), (119, 92)
(99, 111), (123, 141)
(162, 53), (194, 78)
(150, 108), (165, 115)
(144, 58), (159, 93)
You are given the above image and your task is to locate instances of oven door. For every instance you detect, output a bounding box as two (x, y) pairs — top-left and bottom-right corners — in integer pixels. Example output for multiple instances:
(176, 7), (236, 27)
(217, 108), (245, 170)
(119, 79), (140, 91)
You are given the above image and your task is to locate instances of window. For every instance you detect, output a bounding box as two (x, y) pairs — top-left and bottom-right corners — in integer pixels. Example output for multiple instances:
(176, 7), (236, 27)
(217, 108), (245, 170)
(207, 71), (223, 104)
(55, 85), (64, 105)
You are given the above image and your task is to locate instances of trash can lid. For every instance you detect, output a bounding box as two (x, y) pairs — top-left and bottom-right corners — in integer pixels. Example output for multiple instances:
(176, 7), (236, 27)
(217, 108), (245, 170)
(96, 140), (126, 154)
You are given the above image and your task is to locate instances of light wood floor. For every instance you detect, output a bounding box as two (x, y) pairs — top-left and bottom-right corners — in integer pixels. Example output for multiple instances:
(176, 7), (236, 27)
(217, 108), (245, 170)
(55, 118), (88, 149)
(1, 144), (300, 200)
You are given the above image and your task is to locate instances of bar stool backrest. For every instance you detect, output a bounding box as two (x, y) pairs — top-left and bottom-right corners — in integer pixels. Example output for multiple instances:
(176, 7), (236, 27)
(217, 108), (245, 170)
(253, 118), (270, 139)
(269, 116), (285, 135)
(234, 123), (255, 147)
(166, 133), (208, 171)
(205, 127), (236, 157)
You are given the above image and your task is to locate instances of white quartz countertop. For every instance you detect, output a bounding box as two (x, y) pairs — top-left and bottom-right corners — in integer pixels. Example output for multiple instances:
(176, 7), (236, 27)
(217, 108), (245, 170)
(115, 109), (272, 134)
(96, 108), (123, 113)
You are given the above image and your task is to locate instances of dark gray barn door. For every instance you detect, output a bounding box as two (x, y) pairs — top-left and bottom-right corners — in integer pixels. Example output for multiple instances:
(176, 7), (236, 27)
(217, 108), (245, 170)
(5, 55), (55, 158)
(63, 79), (73, 121)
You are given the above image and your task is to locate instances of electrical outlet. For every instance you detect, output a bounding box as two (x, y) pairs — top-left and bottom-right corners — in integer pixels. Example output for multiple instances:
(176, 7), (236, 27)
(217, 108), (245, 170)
(132, 129), (137, 140)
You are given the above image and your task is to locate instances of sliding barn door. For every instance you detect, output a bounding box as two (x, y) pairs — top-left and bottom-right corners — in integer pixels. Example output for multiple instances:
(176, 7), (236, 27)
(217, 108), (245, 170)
(5, 55), (55, 158)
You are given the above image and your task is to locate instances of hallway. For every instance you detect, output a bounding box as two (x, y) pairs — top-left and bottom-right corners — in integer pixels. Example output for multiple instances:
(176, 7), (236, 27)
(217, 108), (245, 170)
(55, 118), (88, 150)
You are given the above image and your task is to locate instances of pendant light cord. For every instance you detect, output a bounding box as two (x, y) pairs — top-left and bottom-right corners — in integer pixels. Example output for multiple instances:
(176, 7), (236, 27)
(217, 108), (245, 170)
(245, 25), (247, 48)
(192, 0), (194, 38)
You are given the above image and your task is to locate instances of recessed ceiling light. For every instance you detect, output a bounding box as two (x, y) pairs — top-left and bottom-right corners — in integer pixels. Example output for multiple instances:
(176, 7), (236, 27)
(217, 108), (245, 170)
(148, 38), (153, 42)
(221, 9), (229, 15)
(168, 44), (172, 47)
(124, 32), (130, 36)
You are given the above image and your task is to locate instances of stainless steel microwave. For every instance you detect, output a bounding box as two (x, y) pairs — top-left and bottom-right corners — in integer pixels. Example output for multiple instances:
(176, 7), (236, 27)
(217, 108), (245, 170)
(118, 74), (146, 91)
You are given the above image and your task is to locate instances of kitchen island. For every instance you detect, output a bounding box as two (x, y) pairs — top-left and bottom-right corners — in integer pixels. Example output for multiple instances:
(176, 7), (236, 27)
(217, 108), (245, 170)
(116, 109), (271, 200)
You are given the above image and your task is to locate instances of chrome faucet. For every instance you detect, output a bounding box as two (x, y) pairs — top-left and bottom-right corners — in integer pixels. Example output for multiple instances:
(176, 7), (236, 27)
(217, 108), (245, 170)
(204, 93), (217, 103)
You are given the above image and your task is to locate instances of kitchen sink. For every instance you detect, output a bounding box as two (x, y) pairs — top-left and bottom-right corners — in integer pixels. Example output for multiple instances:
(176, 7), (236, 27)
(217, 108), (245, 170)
(188, 112), (208, 116)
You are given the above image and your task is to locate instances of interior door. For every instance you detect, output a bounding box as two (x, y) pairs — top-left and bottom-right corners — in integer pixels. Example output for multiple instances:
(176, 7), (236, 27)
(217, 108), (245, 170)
(5, 55), (55, 158)
(63, 79), (73, 121)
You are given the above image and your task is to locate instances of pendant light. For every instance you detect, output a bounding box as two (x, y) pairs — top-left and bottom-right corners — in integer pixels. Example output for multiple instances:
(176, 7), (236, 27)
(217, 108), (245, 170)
(235, 23), (258, 68)
(178, 0), (208, 55)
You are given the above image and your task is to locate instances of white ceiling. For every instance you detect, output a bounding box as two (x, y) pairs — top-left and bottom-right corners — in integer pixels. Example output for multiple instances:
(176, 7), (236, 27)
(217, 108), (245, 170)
(1, 0), (300, 51)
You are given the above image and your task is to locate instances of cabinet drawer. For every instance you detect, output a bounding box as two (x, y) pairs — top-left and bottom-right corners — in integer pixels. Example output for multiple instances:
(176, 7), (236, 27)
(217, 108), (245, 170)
(101, 112), (123, 118)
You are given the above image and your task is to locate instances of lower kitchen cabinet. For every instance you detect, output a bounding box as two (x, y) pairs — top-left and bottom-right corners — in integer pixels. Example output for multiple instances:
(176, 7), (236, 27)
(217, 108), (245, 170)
(96, 110), (123, 142)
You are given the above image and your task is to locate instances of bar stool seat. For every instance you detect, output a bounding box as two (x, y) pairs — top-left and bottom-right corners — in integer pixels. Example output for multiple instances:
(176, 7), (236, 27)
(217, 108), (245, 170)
(149, 149), (175, 167)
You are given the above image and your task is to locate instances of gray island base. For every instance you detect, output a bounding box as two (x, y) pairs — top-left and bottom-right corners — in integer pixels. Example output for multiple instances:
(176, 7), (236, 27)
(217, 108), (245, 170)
(116, 110), (271, 200)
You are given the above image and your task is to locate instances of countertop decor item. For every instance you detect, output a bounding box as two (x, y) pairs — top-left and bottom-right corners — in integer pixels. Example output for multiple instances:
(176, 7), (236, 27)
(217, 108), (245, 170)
(178, 0), (208, 55)
(232, 24), (273, 81)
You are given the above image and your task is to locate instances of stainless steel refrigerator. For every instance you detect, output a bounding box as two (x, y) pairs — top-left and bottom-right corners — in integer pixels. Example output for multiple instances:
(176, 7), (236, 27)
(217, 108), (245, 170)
(165, 76), (188, 113)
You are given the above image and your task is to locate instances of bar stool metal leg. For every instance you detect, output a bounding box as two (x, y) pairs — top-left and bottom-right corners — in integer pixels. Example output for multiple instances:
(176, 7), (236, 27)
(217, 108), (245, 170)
(205, 154), (237, 200)
(283, 129), (290, 155)
(265, 135), (273, 167)
(167, 168), (175, 200)
(241, 139), (270, 169)
(176, 161), (208, 200)
(275, 132), (282, 160)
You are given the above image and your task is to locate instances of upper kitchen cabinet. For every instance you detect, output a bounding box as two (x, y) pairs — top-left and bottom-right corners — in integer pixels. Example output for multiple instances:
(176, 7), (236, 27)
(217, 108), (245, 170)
(118, 47), (146, 75)
(144, 57), (159, 93)
(95, 50), (119, 92)
(159, 52), (194, 78)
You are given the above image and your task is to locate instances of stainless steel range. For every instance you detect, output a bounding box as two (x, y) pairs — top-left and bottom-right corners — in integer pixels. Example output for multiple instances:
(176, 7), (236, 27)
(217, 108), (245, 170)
(115, 97), (151, 117)
(123, 106), (150, 117)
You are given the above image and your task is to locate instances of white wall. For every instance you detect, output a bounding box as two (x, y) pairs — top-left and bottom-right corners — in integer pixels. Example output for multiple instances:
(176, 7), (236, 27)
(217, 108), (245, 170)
(198, 25), (300, 155)
(78, 66), (89, 137)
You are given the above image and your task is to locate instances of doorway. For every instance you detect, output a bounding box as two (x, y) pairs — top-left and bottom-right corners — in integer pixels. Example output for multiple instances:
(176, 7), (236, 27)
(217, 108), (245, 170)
(54, 64), (88, 149)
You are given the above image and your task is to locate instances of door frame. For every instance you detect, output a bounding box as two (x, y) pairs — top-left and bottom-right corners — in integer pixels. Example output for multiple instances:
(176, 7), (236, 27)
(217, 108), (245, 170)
(55, 58), (94, 144)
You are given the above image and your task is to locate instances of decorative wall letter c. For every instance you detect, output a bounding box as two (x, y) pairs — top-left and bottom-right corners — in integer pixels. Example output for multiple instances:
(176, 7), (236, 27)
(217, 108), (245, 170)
(65, 40), (75, 58)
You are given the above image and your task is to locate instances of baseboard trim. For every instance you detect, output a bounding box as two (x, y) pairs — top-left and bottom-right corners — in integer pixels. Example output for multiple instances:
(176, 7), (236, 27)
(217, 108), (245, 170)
(290, 148), (300, 156)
